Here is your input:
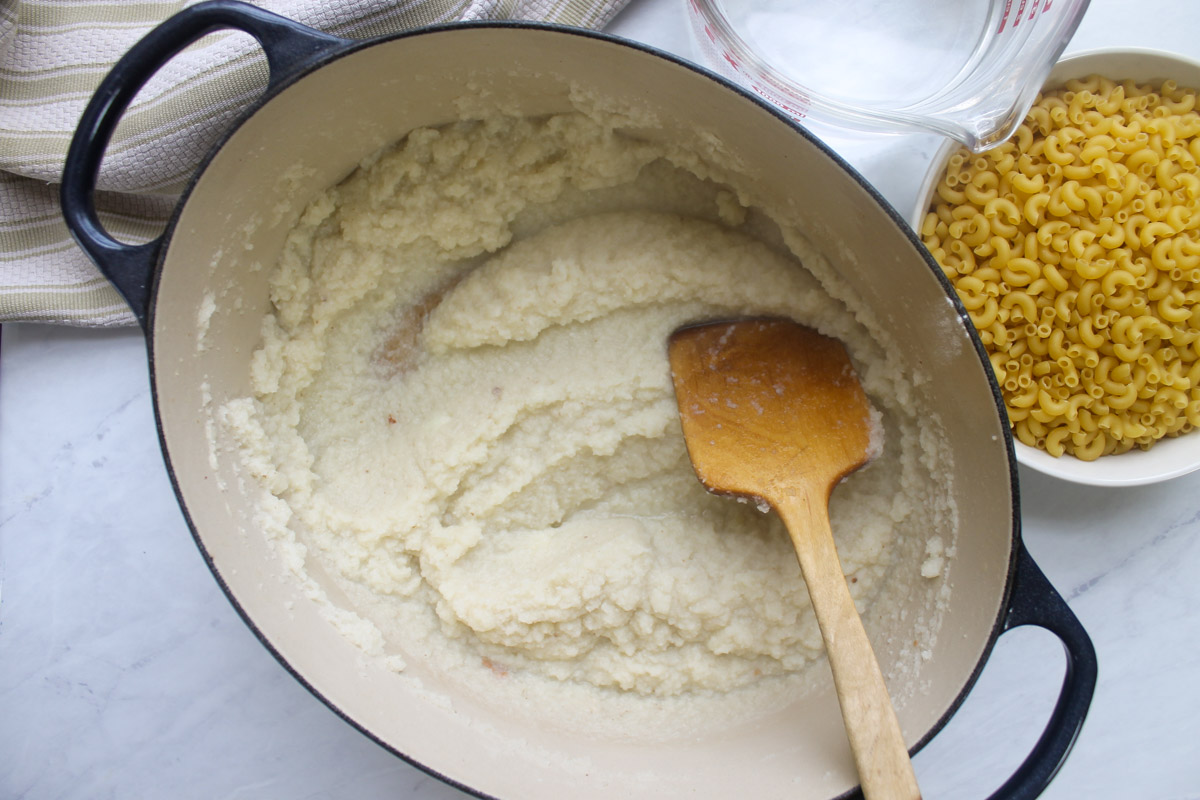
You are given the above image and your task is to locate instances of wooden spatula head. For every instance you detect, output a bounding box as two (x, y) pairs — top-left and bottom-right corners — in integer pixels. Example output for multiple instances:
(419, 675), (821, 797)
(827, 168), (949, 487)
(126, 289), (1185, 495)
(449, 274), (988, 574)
(668, 318), (873, 507)
(669, 319), (920, 800)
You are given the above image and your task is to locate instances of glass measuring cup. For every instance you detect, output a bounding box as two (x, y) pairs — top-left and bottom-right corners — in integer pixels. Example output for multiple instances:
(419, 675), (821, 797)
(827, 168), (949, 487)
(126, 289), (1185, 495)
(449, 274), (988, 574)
(686, 0), (1091, 152)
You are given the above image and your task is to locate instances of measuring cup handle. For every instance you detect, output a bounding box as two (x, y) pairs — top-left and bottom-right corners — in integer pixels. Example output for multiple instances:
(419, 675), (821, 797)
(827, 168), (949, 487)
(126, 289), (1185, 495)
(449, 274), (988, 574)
(984, 543), (1098, 800)
(60, 0), (349, 329)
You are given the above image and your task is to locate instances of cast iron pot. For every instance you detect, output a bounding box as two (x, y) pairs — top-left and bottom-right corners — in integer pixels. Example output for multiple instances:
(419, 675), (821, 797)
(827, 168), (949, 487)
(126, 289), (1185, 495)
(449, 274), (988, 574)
(61, 3), (1097, 798)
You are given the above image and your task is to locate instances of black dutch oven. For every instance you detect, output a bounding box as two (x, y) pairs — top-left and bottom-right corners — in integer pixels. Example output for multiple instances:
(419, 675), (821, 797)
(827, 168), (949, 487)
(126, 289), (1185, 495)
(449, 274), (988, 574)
(62, 3), (1096, 797)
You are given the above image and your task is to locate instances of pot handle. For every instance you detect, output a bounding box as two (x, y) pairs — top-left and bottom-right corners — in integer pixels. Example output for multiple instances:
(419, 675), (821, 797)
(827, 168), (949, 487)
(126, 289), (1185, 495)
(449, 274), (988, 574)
(60, 0), (350, 330)
(983, 543), (1097, 800)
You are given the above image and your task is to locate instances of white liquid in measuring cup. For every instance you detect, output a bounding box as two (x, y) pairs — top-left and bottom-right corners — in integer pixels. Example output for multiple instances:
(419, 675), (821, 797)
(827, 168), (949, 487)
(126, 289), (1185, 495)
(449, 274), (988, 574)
(726, 0), (989, 107)
(693, 0), (1088, 149)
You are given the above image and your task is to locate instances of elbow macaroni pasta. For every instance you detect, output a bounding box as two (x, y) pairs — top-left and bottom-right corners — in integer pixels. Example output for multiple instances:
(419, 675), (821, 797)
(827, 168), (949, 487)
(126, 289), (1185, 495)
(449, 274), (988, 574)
(922, 75), (1200, 460)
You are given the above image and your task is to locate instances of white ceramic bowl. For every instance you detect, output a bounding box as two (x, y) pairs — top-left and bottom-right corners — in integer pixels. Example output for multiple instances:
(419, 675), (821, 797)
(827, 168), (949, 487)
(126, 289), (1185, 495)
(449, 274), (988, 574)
(912, 48), (1200, 487)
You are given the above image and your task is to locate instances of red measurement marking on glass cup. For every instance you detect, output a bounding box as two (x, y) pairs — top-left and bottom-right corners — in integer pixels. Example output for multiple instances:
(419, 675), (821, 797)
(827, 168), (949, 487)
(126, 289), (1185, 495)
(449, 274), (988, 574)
(710, 43), (811, 122)
(749, 79), (811, 121)
(998, 0), (1053, 32)
(686, 4), (811, 123)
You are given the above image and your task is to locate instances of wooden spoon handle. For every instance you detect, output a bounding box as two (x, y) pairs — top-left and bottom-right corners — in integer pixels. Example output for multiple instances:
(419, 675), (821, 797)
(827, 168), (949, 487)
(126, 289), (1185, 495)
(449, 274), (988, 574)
(777, 492), (922, 800)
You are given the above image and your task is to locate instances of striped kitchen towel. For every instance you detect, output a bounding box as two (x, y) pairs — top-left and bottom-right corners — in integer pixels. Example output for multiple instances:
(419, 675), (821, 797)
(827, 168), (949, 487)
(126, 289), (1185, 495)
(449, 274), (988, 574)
(0, 0), (631, 327)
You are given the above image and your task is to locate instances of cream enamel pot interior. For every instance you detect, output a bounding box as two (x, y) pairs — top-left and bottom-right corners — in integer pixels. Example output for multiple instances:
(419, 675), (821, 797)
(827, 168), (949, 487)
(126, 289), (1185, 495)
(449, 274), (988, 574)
(61, 3), (1096, 798)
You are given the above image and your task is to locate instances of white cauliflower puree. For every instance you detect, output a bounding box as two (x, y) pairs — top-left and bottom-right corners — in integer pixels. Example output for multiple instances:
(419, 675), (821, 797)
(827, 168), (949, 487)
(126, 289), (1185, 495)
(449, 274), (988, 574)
(223, 111), (956, 739)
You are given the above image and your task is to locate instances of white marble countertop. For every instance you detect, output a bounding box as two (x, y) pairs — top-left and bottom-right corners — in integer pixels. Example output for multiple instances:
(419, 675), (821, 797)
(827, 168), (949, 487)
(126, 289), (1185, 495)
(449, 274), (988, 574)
(3, 1), (1200, 798)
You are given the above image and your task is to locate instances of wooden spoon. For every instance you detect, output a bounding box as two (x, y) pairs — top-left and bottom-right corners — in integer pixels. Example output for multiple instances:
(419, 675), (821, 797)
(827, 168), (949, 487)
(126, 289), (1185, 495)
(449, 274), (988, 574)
(668, 318), (920, 800)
